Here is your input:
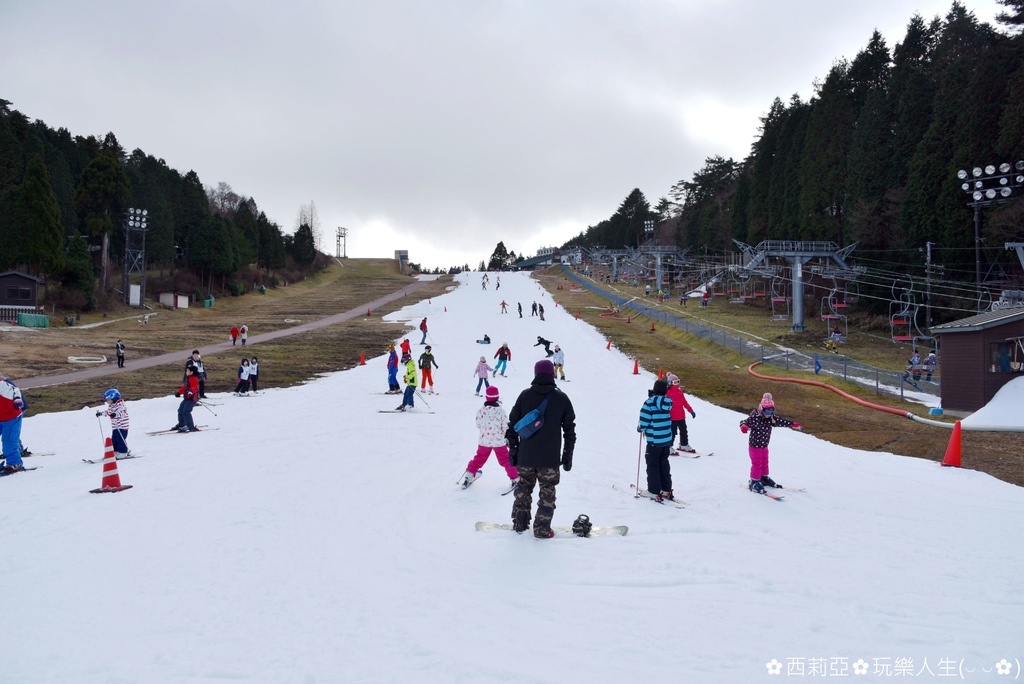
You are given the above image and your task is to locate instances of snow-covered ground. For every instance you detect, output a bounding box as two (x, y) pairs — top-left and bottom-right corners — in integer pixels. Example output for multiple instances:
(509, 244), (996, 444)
(4, 270), (1023, 683)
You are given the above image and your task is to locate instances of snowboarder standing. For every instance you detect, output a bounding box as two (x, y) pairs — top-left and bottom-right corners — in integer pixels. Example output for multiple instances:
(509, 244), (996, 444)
(386, 343), (401, 394)
(115, 339), (125, 368)
(538, 303), (545, 321)
(493, 343), (511, 377)
(234, 358), (251, 395)
(473, 356), (494, 395)
(97, 388), (131, 458)
(517, 302), (523, 318)
(531, 301), (538, 316)
(419, 346), (439, 394)
(665, 374), (696, 453)
(637, 379), (675, 501)
(460, 385), (518, 489)
(738, 393), (802, 493)
(505, 360), (576, 538)
(551, 345), (566, 380)
(396, 352), (418, 411)
(0, 373), (27, 475)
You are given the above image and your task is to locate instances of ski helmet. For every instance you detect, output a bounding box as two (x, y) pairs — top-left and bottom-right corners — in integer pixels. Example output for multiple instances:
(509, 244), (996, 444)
(103, 388), (121, 402)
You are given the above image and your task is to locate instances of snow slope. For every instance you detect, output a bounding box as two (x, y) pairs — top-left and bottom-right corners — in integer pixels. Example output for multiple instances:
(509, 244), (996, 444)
(4, 270), (1023, 683)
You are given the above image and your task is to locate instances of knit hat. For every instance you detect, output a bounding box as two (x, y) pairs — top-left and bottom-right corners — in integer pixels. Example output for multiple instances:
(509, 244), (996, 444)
(534, 359), (555, 376)
(653, 379), (669, 396)
(759, 393), (775, 411)
(485, 385), (500, 401)
(667, 373), (679, 385)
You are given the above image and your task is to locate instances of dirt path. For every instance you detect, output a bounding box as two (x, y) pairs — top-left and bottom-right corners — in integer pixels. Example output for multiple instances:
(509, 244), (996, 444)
(17, 280), (428, 390)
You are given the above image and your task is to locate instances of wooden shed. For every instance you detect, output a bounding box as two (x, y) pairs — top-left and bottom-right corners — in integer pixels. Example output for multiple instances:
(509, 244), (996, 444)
(930, 306), (1024, 412)
(159, 292), (190, 309)
(0, 270), (42, 322)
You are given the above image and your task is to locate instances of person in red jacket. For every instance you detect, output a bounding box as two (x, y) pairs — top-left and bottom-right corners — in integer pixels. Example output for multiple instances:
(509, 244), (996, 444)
(172, 365), (201, 433)
(665, 374), (696, 453)
(230, 326), (239, 345)
(0, 373), (27, 474)
(738, 393), (802, 493)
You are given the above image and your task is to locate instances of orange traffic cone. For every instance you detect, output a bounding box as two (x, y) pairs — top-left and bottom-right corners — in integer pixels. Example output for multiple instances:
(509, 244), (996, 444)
(627, 316), (632, 324)
(367, 308), (371, 316)
(658, 368), (663, 379)
(444, 306), (447, 312)
(632, 359), (639, 375)
(90, 437), (132, 493)
(359, 351), (366, 366)
(606, 340), (612, 350)
(941, 421), (962, 468)
(650, 321), (656, 332)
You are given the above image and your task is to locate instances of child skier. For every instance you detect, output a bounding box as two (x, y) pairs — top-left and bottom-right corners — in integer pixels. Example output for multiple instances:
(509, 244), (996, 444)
(249, 355), (260, 392)
(665, 374), (696, 453)
(396, 352), (418, 411)
(418, 346), (439, 393)
(473, 356), (494, 396)
(96, 388), (131, 459)
(493, 343), (511, 377)
(637, 379), (675, 501)
(460, 385), (518, 489)
(234, 358), (251, 395)
(738, 393), (802, 493)
(173, 365), (200, 433)
(386, 343), (400, 394)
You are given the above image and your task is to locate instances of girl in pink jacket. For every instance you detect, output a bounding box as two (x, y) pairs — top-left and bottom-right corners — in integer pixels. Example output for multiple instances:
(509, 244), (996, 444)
(473, 356), (494, 396)
(666, 374), (696, 453)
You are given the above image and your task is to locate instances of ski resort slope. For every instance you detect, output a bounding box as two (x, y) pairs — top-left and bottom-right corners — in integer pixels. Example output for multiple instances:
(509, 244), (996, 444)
(4, 271), (1023, 684)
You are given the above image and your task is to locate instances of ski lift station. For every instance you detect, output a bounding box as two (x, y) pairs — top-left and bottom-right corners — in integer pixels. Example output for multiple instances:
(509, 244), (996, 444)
(930, 305), (1024, 411)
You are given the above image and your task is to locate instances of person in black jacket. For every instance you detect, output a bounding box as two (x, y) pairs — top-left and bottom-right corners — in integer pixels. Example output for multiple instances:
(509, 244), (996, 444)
(534, 336), (553, 357)
(505, 359), (576, 538)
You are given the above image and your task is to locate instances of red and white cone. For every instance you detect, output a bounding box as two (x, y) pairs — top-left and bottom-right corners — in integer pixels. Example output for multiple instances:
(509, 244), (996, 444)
(90, 437), (133, 494)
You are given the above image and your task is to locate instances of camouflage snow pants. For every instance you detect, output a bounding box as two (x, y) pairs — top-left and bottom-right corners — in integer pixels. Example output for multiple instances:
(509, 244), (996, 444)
(511, 467), (560, 536)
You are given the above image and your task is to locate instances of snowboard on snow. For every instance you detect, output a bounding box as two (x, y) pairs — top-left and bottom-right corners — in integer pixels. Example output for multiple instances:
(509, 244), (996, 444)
(475, 521), (628, 537)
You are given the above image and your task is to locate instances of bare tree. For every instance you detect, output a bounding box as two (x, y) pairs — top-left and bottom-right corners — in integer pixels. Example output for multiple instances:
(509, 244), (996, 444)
(207, 182), (241, 217)
(296, 200), (322, 252)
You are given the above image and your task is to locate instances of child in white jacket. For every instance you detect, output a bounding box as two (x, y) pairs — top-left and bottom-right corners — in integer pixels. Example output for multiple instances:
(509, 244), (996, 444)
(459, 386), (518, 488)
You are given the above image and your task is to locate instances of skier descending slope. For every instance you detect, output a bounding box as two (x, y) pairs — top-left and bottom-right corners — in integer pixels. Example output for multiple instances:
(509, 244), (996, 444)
(738, 393), (803, 494)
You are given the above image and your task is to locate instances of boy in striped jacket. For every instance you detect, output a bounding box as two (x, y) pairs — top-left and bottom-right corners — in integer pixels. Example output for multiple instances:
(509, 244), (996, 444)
(637, 379), (675, 501)
(97, 388), (131, 459)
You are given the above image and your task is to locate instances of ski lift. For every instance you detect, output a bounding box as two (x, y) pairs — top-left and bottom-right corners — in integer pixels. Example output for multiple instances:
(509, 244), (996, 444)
(1007, 336), (1024, 372)
(770, 274), (790, 322)
(889, 279), (916, 343)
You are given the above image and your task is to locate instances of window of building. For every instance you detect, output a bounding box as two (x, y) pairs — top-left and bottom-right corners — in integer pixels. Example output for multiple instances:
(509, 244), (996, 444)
(989, 338), (1024, 373)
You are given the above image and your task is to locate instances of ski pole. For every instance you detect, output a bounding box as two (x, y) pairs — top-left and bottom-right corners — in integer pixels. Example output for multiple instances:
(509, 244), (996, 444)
(96, 411), (106, 440)
(635, 433), (644, 492)
(198, 401), (218, 417)
(415, 387), (432, 409)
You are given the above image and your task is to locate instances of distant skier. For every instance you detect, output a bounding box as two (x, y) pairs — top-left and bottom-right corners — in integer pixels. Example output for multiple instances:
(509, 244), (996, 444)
(924, 350), (938, 382)
(665, 374), (695, 453)
(396, 352), (418, 411)
(538, 303), (545, 321)
(419, 318), (428, 345)
(473, 356), (494, 396)
(738, 393), (802, 493)
(96, 388), (131, 459)
(500, 300), (508, 314)
(249, 355), (260, 392)
(518, 302), (523, 318)
(172, 365), (200, 433)
(493, 343), (512, 377)
(184, 350), (208, 399)
(637, 379), (675, 501)
(459, 385), (517, 489)
(234, 358), (251, 395)
(531, 301), (538, 316)
(386, 343), (401, 394)
(419, 346), (439, 394)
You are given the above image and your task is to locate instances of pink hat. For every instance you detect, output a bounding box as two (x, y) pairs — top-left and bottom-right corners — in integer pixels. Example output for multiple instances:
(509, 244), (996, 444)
(485, 385), (500, 401)
(759, 394), (775, 411)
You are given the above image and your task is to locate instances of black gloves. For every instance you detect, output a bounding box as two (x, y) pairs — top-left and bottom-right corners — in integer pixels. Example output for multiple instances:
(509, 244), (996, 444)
(174, 391), (181, 398)
(508, 446), (518, 467)
(95, 411), (103, 417)
(561, 450), (573, 472)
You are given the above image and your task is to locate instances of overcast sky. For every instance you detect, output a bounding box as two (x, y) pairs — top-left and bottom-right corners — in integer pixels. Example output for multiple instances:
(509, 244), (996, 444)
(0, 0), (1004, 270)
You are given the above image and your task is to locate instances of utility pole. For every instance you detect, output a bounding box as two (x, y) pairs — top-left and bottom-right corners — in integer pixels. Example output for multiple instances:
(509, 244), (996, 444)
(925, 242), (934, 330)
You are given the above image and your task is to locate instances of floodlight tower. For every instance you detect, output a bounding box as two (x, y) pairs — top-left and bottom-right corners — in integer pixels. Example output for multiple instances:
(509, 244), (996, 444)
(122, 207), (148, 307)
(336, 227), (348, 258)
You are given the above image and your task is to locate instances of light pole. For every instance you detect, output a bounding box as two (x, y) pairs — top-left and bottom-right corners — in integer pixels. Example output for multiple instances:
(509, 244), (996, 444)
(122, 207), (148, 307)
(957, 161), (1024, 310)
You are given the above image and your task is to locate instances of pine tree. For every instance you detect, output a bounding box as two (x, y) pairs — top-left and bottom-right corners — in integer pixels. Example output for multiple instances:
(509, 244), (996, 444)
(21, 156), (65, 276)
(73, 149), (130, 293)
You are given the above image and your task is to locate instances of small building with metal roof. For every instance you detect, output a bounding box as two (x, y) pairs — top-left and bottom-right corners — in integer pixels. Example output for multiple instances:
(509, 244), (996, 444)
(930, 306), (1024, 411)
